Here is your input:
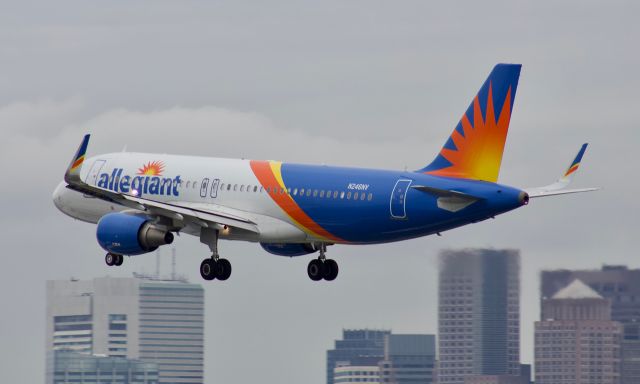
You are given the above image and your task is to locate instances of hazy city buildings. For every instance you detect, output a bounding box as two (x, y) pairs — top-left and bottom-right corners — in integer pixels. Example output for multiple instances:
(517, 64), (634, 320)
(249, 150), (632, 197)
(328, 331), (435, 384)
(47, 350), (158, 384)
(438, 249), (522, 384)
(535, 279), (622, 384)
(541, 265), (640, 383)
(46, 275), (204, 384)
(327, 329), (390, 384)
(379, 334), (436, 384)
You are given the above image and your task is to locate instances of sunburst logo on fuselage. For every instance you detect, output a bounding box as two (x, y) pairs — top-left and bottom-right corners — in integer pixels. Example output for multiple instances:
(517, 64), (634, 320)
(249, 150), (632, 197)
(138, 161), (165, 176)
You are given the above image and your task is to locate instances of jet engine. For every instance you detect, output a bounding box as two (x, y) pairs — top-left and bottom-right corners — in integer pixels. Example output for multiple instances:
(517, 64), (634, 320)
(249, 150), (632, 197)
(96, 212), (174, 255)
(260, 243), (319, 257)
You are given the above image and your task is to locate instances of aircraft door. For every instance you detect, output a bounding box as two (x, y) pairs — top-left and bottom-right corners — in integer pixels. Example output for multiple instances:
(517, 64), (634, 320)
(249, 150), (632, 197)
(390, 179), (412, 219)
(85, 159), (106, 185)
(210, 179), (220, 198)
(200, 178), (210, 198)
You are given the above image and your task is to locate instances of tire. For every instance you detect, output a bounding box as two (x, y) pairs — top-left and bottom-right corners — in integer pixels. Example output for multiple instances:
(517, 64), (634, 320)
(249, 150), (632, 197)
(105, 253), (115, 266)
(323, 259), (339, 281)
(307, 259), (325, 281)
(200, 259), (216, 281)
(216, 259), (232, 281)
(114, 254), (124, 266)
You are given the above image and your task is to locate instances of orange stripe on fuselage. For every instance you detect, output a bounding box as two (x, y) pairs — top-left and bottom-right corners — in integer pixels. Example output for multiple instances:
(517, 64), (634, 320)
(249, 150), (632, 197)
(249, 160), (343, 242)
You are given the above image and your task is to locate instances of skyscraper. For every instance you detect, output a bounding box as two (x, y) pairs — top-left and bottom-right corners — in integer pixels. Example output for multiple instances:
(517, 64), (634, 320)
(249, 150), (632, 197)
(379, 334), (436, 384)
(438, 249), (521, 384)
(327, 330), (390, 384)
(541, 265), (640, 383)
(46, 275), (204, 384)
(535, 279), (622, 384)
(47, 350), (158, 384)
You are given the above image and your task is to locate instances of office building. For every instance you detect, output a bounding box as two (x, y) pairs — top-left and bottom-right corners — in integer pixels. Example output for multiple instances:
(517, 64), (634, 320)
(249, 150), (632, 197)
(334, 361), (381, 384)
(327, 329), (390, 384)
(379, 334), (436, 384)
(541, 265), (640, 383)
(46, 275), (204, 384)
(535, 279), (622, 384)
(47, 350), (158, 384)
(438, 249), (521, 384)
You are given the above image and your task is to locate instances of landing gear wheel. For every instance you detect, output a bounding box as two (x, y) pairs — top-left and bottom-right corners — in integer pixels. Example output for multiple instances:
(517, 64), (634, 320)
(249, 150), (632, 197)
(216, 259), (232, 281)
(323, 259), (339, 281)
(200, 259), (216, 281)
(307, 259), (325, 281)
(105, 253), (115, 266)
(114, 254), (124, 266)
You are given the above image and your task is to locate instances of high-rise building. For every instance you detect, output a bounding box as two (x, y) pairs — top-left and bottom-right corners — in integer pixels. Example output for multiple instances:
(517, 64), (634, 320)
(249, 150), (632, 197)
(46, 350), (158, 384)
(535, 279), (622, 384)
(379, 334), (436, 384)
(541, 265), (640, 384)
(46, 276), (204, 384)
(438, 249), (521, 384)
(327, 330), (390, 384)
(334, 360), (381, 384)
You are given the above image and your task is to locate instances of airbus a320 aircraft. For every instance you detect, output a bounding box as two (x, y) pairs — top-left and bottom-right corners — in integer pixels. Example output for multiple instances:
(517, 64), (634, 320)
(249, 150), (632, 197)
(53, 63), (596, 282)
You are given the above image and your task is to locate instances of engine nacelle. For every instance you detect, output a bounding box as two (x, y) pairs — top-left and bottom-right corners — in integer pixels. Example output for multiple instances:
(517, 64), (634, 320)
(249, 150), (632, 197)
(97, 213), (174, 255)
(260, 243), (319, 257)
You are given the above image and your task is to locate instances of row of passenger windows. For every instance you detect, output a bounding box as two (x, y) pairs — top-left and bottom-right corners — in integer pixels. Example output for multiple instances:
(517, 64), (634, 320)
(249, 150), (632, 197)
(173, 179), (375, 201)
(217, 182), (374, 201)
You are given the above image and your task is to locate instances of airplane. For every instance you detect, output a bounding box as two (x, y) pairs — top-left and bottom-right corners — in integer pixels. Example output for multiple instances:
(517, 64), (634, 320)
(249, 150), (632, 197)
(53, 63), (597, 282)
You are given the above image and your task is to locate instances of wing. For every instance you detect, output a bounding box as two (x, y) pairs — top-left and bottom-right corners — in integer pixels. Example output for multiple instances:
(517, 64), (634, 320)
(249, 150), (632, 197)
(525, 143), (599, 198)
(63, 135), (259, 233)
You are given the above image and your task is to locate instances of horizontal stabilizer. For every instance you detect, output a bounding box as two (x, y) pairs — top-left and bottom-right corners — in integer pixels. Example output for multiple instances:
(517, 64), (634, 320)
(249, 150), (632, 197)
(411, 185), (481, 212)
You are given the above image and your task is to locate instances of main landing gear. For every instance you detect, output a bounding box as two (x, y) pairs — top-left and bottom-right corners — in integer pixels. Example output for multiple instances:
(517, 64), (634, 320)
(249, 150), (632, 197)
(105, 253), (124, 266)
(199, 228), (232, 281)
(307, 244), (338, 281)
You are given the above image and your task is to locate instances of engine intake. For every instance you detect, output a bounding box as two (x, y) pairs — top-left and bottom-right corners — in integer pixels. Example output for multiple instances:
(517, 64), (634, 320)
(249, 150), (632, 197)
(97, 213), (173, 256)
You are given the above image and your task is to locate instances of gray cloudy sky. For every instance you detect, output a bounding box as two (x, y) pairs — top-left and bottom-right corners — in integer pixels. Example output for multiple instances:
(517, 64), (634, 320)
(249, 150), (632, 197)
(1, 1), (638, 383)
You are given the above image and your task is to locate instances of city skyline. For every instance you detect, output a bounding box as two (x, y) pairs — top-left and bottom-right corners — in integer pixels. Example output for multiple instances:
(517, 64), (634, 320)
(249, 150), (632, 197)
(1, 1), (638, 383)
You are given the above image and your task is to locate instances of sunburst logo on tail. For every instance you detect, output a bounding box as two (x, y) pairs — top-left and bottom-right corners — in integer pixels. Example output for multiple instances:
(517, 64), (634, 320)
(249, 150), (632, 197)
(138, 161), (165, 176)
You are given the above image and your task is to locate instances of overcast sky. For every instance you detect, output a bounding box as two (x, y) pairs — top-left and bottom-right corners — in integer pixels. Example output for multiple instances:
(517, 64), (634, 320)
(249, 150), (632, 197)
(1, 1), (638, 383)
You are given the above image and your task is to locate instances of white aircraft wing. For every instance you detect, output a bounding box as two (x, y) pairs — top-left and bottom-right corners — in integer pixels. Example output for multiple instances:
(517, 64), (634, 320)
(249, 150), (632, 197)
(64, 134), (259, 233)
(524, 143), (599, 198)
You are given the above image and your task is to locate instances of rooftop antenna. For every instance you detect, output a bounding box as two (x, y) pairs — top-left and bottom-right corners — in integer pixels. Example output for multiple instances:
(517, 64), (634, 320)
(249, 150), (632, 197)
(171, 248), (177, 280)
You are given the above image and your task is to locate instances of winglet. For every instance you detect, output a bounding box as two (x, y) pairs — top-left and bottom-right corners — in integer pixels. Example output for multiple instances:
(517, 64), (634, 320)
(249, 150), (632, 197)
(561, 143), (588, 182)
(525, 143), (598, 198)
(64, 134), (90, 185)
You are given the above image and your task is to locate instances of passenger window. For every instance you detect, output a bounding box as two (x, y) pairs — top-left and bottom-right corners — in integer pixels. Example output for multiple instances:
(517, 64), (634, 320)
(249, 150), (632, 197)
(313, 190), (318, 197)
(300, 188), (305, 196)
(354, 192), (359, 200)
(326, 190), (331, 198)
(227, 184), (231, 191)
(254, 186), (258, 192)
(367, 193), (373, 201)
(347, 191), (352, 199)
(306, 189), (311, 197)
(333, 191), (338, 198)
(186, 181), (191, 188)
(220, 183), (225, 191)
(293, 188), (298, 196)
(260, 186), (264, 193)
(266, 186), (271, 193)
(287, 187), (291, 194)
(360, 193), (366, 201)
(247, 185), (251, 193)
(240, 185), (244, 192)
(193, 181), (198, 189)
(319, 190), (325, 198)
(340, 191), (345, 199)
(233, 184), (238, 191)
(280, 188), (285, 194)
